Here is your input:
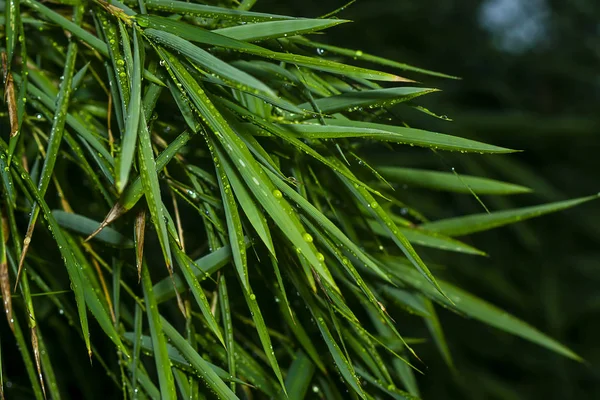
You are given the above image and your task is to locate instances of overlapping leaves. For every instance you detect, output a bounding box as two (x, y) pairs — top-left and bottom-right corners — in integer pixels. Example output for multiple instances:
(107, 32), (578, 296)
(0, 1), (595, 399)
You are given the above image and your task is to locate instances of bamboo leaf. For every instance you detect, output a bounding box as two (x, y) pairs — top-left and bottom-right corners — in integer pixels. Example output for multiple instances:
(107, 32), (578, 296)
(141, 263), (177, 399)
(286, 122), (516, 153)
(52, 210), (134, 248)
(297, 87), (438, 115)
(137, 112), (173, 270)
(378, 166), (531, 195)
(212, 140), (249, 290)
(161, 318), (238, 399)
(144, 0), (294, 22)
(314, 312), (367, 399)
(158, 46), (338, 292)
(214, 19), (348, 42)
(385, 259), (582, 361)
(143, 28), (276, 97)
(116, 28), (143, 192)
(138, 16), (408, 82)
(284, 351), (315, 400)
(422, 194), (600, 236)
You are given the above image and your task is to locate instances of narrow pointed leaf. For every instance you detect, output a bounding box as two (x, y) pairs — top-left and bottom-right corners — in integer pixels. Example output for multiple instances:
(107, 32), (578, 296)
(138, 16), (407, 82)
(158, 47), (337, 292)
(137, 112), (172, 269)
(378, 166), (532, 195)
(284, 351), (315, 400)
(386, 260), (582, 361)
(170, 242), (225, 345)
(314, 313), (367, 400)
(143, 29), (275, 97)
(214, 19), (348, 42)
(141, 264), (177, 399)
(212, 142), (249, 290)
(422, 194), (600, 236)
(287, 121), (516, 153)
(116, 29), (142, 192)
(297, 87), (437, 115)
(144, 0), (294, 22)
(161, 318), (238, 399)
(52, 210), (134, 248)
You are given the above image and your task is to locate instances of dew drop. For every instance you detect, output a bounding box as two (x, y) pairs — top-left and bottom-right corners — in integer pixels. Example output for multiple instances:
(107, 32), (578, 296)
(302, 233), (313, 243)
(272, 189), (283, 199)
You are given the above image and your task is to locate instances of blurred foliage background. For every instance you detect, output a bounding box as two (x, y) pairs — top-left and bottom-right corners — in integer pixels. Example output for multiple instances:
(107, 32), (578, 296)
(254, 0), (600, 398)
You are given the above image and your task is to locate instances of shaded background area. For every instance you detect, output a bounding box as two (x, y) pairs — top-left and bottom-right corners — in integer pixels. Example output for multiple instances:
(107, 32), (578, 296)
(256, 0), (600, 398)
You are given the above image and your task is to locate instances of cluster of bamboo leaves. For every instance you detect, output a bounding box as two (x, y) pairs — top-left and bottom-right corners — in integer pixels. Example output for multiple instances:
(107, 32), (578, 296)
(0, 0), (597, 398)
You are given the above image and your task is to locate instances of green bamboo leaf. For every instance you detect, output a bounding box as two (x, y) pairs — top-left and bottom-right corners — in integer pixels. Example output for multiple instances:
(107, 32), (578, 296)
(116, 28), (143, 193)
(382, 286), (431, 317)
(158, 46), (337, 292)
(354, 366), (421, 400)
(3, 314), (44, 400)
(64, 233), (129, 356)
(152, 242), (245, 304)
(314, 313), (367, 399)
(219, 146), (275, 255)
(292, 36), (459, 79)
(195, 332), (279, 397)
(333, 158), (447, 299)
(206, 74), (304, 113)
(263, 168), (391, 282)
(161, 318), (238, 399)
(122, 333), (242, 384)
(137, 15), (407, 82)
(421, 194), (600, 236)
(70, 62), (90, 91)
(378, 166), (532, 195)
(88, 128), (195, 239)
(385, 259), (582, 361)
(143, 29), (275, 97)
(342, 329), (392, 386)
(297, 87), (438, 115)
(144, 0), (294, 21)
(167, 80), (199, 132)
(243, 288), (288, 395)
(130, 304), (143, 398)
(284, 351), (315, 400)
(141, 263), (177, 399)
(22, 0), (107, 55)
(223, 104), (385, 199)
(214, 19), (348, 42)
(218, 275), (236, 392)
(170, 241), (225, 345)
(137, 112), (172, 269)
(422, 298), (454, 369)
(52, 210), (133, 248)
(212, 141), (250, 290)
(364, 219), (486, 256)
(286, 121), (516, 153)
(18, 4), (82, 277)
(22, 79), (114, 166)
(4, 0), (20, 65)
(6, 156), (91, 355)
(273, 281), (327, 374)
(0, 154), (16, 205)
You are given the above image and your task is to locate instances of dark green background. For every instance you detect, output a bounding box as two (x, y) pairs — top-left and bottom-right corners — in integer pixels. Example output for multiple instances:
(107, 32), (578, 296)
(254, 1), (600, 399)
